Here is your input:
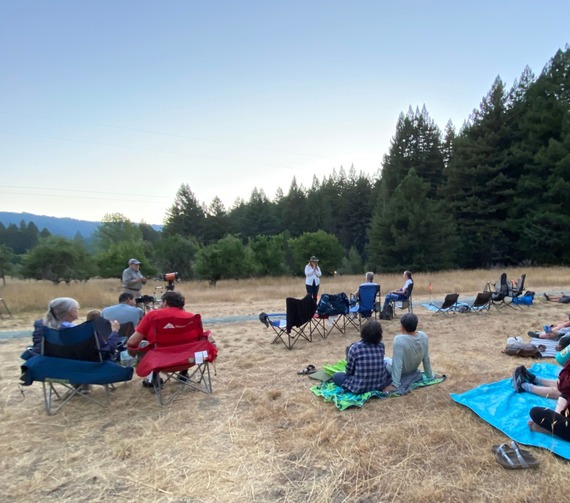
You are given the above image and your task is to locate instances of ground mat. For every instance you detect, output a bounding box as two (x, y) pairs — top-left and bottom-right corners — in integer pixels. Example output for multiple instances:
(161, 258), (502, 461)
(450, 362), (570, 460)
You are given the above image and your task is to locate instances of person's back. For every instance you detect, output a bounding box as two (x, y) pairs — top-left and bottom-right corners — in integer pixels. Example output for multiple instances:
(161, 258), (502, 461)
(386, 313), (433, 393)
(102, 292), (144, 326)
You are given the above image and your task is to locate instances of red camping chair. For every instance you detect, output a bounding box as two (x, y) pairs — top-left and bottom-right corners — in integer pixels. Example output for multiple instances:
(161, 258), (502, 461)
(134, 313), (218, 406)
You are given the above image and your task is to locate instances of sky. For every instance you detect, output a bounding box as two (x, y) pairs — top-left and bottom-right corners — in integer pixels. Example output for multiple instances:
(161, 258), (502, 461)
(1, 1), (569, 225)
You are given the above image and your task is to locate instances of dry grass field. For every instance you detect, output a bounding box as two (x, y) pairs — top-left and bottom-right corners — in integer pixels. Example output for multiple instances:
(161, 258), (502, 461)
(2, 267), (570, 503)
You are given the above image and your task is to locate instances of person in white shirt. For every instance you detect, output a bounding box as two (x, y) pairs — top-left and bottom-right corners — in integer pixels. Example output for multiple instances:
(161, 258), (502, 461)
(383, 270), (413, 310)
(304, 255), (322, 301)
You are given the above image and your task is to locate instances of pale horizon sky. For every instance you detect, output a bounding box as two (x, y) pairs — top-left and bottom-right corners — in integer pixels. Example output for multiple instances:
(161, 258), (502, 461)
(1, 1), (569, 225)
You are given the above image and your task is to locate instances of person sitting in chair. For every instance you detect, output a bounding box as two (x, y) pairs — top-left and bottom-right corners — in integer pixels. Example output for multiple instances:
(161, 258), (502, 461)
(353, 271), (380, 300)
(332, 320), (390, 394)
(382, 270), (413, 311)
(101, 292), (144, 327)
(383, 313), (434, 394)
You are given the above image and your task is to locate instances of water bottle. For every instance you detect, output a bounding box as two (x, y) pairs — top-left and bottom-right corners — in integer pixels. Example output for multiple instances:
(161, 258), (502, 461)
(120, 350), (135, 367)
(556, 346), (570, 366)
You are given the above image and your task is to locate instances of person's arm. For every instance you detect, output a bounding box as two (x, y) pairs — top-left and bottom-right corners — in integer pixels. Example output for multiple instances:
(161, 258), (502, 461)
(422, 346), (434, 380)
(388, 338), (404, 389)
(105, 320), (121, 351)
(345, 344), (357, 376)
(315, 266), (322, 278)
(126, 331), (145, 355)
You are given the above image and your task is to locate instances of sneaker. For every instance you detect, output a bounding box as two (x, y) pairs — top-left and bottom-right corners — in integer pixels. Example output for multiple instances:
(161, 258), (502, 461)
(527, 331), (540, 338)
(519, 366), (536, 384)
(512, 367), (524, 392)
(142, 376), (164, 388)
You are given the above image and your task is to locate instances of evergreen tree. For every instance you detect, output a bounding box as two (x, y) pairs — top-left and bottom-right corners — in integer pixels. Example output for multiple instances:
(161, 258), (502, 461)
(368, 169), (457, 272)
(163, 184), (206, 241)
(444, 77), (513, 267)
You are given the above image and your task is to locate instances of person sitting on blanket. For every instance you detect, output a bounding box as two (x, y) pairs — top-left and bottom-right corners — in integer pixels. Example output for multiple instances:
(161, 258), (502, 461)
(528, 358), (570, 441)
(383, 313), (434, 394)
(332, 320), (390, 394)
(528, 313), (570, 340)
(382, 270), (413, 311)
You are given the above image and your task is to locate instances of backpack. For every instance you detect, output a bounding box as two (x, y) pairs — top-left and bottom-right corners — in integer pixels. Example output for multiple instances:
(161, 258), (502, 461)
(379, 304), (394, 320)
(502, 342), (544, 358)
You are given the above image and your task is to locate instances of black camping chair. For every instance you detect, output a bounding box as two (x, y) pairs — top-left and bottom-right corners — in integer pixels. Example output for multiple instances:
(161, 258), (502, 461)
(432, 293), (460, 316)
(259, 295), (317, 350)
(486, 273), (509, 311)
(467, 291), (492, 313)
(506, 274), (527, 310)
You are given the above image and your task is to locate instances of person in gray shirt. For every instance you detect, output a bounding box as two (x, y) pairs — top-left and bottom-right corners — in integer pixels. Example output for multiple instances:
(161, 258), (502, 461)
(122, 258), (147, 296)
(384, 313), (434, 394)
(101, 292), (144, 327)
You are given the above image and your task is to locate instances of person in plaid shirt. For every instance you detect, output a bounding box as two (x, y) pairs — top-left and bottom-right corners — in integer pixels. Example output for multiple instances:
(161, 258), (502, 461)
(333, 320), (390, 394)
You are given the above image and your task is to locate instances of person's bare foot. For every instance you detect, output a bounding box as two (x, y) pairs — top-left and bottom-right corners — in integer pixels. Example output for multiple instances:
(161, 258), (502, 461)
(528, 419), (551, 435)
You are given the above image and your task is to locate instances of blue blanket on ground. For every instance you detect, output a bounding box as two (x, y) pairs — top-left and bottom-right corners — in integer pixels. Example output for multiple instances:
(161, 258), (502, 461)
(450, 362), (570, 459)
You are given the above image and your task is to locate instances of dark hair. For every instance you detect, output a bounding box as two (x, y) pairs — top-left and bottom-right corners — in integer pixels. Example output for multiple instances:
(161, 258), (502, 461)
(161, 291), (185, 308)
(119, 292), (134, 303)
(404, 270), (413, 279)
(360, 320), (383, 344)
(401, 313), (418, 332)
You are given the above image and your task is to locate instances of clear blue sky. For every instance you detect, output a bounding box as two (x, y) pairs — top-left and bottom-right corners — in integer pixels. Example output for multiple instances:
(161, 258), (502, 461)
(1, 1), (568, 225)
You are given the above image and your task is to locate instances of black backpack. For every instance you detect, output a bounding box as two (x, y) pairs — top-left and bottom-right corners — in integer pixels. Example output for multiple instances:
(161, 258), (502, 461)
(379, 304), (394, 320)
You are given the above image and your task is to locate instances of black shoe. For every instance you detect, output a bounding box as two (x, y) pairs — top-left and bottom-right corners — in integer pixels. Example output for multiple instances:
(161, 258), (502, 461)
(527, 331), (540, 338)
(142, 376), (164, 388)
(512, 367), (524, 393)
(178, 370), (189, 383)
(544, 293), (550, 301)
(519, 366), (536, 384)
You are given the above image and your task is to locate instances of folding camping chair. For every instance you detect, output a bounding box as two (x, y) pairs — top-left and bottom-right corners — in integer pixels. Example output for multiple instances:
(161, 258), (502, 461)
(506, 274), (527, 309)
(19, 321), (134, 415)
(466, 291), (492, 313)
(134, 313), (217, 406)
(432, 293), (460, 316)
(347, 283), (380, 331)
(259, 294), (317, 349)
(311, 292), (350, 339)
(486, 272), (509, 311)
(386, 282), (414, 319)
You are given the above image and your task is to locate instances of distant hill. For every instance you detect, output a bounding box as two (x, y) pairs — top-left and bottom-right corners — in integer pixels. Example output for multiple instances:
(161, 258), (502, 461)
(0, 212), (161, 239)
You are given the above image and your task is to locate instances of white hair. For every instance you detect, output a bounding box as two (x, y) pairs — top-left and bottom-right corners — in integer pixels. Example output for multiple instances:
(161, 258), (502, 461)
(43, 297), (79, 329)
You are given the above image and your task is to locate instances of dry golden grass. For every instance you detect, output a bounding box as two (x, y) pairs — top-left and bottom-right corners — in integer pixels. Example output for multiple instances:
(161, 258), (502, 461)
(2, 267), (570, 502)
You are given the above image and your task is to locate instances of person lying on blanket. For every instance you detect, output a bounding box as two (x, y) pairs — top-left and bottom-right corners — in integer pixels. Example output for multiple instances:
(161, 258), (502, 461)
(528, 358), (570, 441)
(383, 313), (434, 394)
(332, 320), (391, 394)
(527, 313), (570, 340)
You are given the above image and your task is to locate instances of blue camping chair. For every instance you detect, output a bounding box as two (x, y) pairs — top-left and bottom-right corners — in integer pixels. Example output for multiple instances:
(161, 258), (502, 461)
(20, 321), (133, 415)
(347, 283), (380, 331)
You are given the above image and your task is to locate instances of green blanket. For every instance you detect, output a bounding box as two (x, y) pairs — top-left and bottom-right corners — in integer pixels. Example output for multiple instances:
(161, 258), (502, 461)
(311, 360), (446, 411)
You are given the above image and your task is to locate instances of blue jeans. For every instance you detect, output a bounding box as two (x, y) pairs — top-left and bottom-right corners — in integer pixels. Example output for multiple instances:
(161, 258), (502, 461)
(333, 372), (347, 387)
(383, 293), (406, 309)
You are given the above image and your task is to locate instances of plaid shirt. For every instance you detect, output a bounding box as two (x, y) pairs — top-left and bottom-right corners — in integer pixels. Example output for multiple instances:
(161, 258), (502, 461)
(343, 340), (389, 394)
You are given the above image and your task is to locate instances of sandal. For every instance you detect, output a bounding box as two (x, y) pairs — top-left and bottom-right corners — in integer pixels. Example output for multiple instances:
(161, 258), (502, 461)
(297, 364), (316, 375)
(492, 442), (539, 469)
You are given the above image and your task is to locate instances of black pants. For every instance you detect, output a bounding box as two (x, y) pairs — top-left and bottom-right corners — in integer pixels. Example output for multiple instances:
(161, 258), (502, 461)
(529, 406), (570, 441)
(306, 282), (319, 302)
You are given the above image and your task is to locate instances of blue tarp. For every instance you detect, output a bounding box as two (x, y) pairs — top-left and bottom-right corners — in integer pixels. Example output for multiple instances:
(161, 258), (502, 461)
(451, 362), (570, 459)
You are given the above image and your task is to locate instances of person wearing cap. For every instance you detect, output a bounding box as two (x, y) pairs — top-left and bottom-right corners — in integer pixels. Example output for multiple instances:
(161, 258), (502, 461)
(122, 258), (147, 297)
(304, 255), (322, 302)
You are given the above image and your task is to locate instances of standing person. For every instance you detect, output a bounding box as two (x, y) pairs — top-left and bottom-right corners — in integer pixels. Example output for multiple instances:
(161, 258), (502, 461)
(304, 255), (322, 302)
(383, 270), (413, 311)
(333, 320), (390, 394)
(383, 313), (434, 394)
(101, 292), (144, 327)
(122, 258), (147, 298)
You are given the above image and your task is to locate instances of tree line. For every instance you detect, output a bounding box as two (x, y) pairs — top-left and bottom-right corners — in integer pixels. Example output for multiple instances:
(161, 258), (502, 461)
(1, 47), (568, 284)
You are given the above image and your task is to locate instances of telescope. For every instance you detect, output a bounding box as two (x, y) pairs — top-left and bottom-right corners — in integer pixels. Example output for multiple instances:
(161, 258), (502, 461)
(160, 272), (180, 291)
